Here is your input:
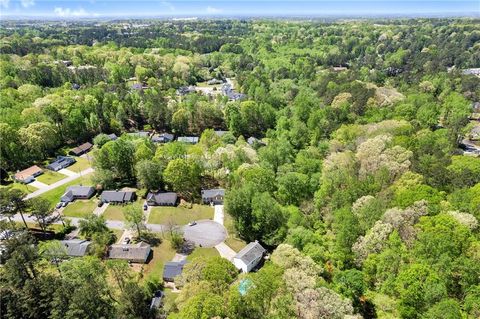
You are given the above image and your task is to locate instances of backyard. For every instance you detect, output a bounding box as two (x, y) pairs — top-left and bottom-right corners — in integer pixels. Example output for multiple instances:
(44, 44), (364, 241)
(142, 239), (177, 281)
(148, 204), (214, 225)
(62, 199), (97, 218)
(36, 170), (67, 185)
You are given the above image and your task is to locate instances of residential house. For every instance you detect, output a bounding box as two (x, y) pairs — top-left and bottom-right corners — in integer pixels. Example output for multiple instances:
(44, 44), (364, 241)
(146, 192), (178, 206)
(47, 156), (76, 171)
(177, 136), (199, 144)
(60, 186), (96, 203)
(201, 189), (225, 205)
(207, 78), (224, 85)
(107, 133), (118, 141)
(60, 239), (92, 257)
(108, 242), (151, 263)
(176, 86), (196, 96)
(462, 68), (480, 77)
(70, 142), (93, 156)
(101, 190), (136, 204)
(221, 83), (246, 101)
(128, 131), (151, 138)
(13, 165), (43, 184)
(214, 130), (229, 137)
(163, 260), (187, 282)
(332, 66), (348, 72)
(247, 136), (265, 146)
(151, 133), (174, 143)
(233, 241), (266, 273)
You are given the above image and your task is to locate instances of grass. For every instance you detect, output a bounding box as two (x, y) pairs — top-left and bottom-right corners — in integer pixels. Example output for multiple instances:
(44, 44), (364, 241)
(1, 182), (38, 194)
(39, 173), (94, 208)
(36, 170), (66, 185)
(68, 156), (91, 172)
(148, 204), (214, 225)
(143, 239), (177, 281)
(186, 247), (219, 261)
(14, 221), (65, 232)
(112, 229), (125, 243)
(224, 212), (247, 252)
(103, 205), (127, 221)
(62, 199), (97, 218)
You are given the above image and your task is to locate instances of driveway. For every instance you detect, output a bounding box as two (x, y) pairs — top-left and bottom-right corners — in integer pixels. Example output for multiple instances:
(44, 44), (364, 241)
(93, 202), (109, 216)
(30, 180), (49, 190)
(58, 168), (77, 177)
(215, 242), (236, 261)
(214, 205), (224, 225)
(182, 220), (227, 248)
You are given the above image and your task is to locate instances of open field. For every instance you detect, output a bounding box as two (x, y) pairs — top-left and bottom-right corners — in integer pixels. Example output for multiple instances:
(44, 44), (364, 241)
(36, 170), (66, 185)
(148, 204), (214, 225)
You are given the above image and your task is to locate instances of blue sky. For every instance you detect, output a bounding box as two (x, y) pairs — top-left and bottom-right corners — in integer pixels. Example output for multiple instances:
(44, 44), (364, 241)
(0, 1), (478, 18)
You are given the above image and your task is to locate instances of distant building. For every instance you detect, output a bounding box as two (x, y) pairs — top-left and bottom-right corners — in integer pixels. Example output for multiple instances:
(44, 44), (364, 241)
(462, 68), (480, 77)
(107, 133), (118, 141)
(131, 83), (149, 90)
(177, 136), (199, 144)
(233, 241), (266, 273)
(70, 142), (93, 156)
(163, 260), (187, 282)
(72, 83), (81, 90)
(201, 189), (225, 205)
(221, 83), (246, 101)
(146, 192), (178, 206)
(207, 78), (224, 85)
(247, 136), (265, 146)
(176, 86), (196, 96)
(13, 165), (43, 184)
(108, 242), (151, 263)
(47, 156), (76, 171)
(151, 133), (174, 143)
(332, 66), (348, 72)
(214, 130), (229, 137)
(61, 186), (96, 203)
(61, 239), (92, 257)
(101, 190), (136, 204)
(128, 131), (151, 139)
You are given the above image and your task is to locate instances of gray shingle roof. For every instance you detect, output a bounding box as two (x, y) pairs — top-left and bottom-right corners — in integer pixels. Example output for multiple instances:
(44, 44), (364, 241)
(201, 189), (225, 199)
(47, 156), (76, 171)
(147, 192), (177, 205)
(152, 133), (174, 143)
(107, 133), (118, 140)
(101, 190), (135, 203)
(163, 260), (186, 281)
(234, 241), (266, 265)
(108, 242), (151, 263)
(177, 136), (199, 144)
(67, 186), (95, 197)
(61, 239), (92, 257)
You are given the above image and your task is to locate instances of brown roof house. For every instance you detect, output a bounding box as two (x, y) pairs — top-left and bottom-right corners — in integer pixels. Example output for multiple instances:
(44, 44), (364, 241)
(70, 142), (93, 156)
(108, 242), (151, 263)
(13, 165), (43, 183)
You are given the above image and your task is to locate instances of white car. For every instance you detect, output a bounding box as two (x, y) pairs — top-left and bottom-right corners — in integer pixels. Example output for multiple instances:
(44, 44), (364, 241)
(122, 237), (130, 245)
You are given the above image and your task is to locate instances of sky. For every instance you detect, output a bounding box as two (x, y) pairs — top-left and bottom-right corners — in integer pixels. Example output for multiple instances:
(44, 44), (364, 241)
(0, 0), (478, 19)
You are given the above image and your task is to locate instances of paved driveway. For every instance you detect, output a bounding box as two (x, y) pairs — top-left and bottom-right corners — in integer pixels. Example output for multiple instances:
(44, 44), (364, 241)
(58, 168), (77, 177)
(215, 242), (236, 261)
(182, 220), (227, 248)
(30, 180), (49, 190)
(214, 205), (224, 225)
(93, 202), (109, 216)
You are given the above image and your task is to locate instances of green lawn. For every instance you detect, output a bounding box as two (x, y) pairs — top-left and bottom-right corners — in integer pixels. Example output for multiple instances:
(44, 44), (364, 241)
(39, 173), (94, 208)
(62, 199), (97, 218)
(36, 170), (66, 185)
(148, 204), (214, 225)
(186, 247), (219, 261)
(68, 156), (91, 172)
(103, 205), (127, 221)
(143, 239), (177, 281)
(1, 182), (38, 194)
(14, 221), (65, 232)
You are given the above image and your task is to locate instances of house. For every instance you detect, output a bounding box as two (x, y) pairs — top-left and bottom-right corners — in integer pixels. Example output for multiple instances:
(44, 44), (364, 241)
(47, 156), (76, 171)
(176, 86), (196, 96)
(462, 68), (480, 77)
(60, 186), (96, 203)
(101, 190), (136, 204)
(233, 241), (266, 273)
(201, 189), (225, 205)
(332, 66), (348, 72)
(470, 126), (480, 141)
(177, 136), (199, 144)
(151, 133), (174, 143)
(60, 239), (92, 257)
(70, 142), (93, 156)
(207, 78), (224, 85)
(221, 83), (246, 101)
(72, 83), (81, 90)
(107, 133), (118, 141)
(146, 192), (178, 206)
(108, 242), (151, 263)
(214, 130), (229, 137)
(13, 165), (43, 183)
(128, 131), (151, 138)
(163, 260), (187, 282)
(131, 83), (149, 90)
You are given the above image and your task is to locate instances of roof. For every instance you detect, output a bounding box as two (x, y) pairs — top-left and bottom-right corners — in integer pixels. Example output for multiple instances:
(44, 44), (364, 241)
(101, 190), (135, 202)
(151, 133), (174, 143)
(71, 142), (93, 155)
(147, 192), (177, 205)
(128, 131), (150, 138)
(234, 241), (266, 265)
(47, 156), (75, 170)
(201, 189), (225, 199)
(214, 130), (229, 137)
(61, 239), (92, 257)
(14, 165), (42, 181)
(163, 260), (186, 280)
(177, 136), (199, 144)
(107, 133), (118, 140)
(66, 186), (95, 197)
(108, 242), (151, 262)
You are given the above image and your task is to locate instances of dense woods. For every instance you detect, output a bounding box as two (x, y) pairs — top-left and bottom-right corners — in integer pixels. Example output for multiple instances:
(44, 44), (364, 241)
(1, 18), (480, 319)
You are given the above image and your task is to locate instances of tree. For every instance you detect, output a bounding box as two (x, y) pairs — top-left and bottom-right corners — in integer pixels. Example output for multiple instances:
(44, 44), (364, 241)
(19, 121), (59, 159)
(4, 188), (29, 229)
(163, 158), (201, 201)
(135, 159), (163, 190)
(28, 197), (55, 233)
(79, 214), (109, 239)
(123, 204), (145, 238)
(251, 192), (287, 245)
(38, 240), (67, 276)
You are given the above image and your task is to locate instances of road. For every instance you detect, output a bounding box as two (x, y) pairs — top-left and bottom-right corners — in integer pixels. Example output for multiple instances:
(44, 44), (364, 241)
(25, 168), (94, 200)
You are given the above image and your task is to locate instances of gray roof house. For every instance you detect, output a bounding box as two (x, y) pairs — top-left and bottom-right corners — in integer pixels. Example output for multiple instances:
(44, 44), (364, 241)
(61, 239), (92, 257)
(177, 136), (199, 144)
(107, 133), (118, 141)
(201, 189), (225, 205)
(233, 241), (266, 273)
(128, 131), (151, 138)
(151, 133), (174, 143)
(146, 192), (178, 206)
(214, 130), (229, 137)
(163, 260), (187, 282)
(101, 190), (136, 204)
(60, 186), (96, 203)
(108, 242), (151, 263)
(47, 156), (76, 171)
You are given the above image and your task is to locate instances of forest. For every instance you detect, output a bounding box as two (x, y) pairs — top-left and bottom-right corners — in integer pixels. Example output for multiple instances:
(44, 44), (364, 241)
(1, 18), (480, 319)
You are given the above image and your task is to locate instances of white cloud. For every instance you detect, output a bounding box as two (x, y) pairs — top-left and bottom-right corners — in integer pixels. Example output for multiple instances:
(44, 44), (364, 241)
(161, 1), (175, 11)
(206, 6), (222, 14)
(21, 0), (35, 8)
(0, 0), (10, 9)
(54, 7), (93, 18)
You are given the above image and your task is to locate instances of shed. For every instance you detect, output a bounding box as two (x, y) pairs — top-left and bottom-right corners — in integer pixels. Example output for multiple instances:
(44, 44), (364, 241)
(13, 165), (43, 183)
(108, 242), (151, 263)
(233, 241), (266, 273)
(146, 192), (178, 206)
(70, 142), (93, 156)
(163, 260), (187, 282)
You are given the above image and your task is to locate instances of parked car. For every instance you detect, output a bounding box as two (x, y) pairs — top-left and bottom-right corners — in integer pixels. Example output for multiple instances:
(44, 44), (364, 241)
(55, 203), (63, 209)
(188, 221), (197, 226)
(97, 201), (104, 207)
(61, 202), (67, 207)
(122, 237), (130, 245)
(143, 203), (148, 211)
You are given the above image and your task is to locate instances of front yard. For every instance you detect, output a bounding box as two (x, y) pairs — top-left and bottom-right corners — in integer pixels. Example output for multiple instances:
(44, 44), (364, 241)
(148, 204), (214, 225)
(36, 170), (67, 185)
(39, 173), (94, 208)
(186, 247), (219, 261)
(1, 182), (38, 194)
(62, 199), (97, 218)
(68, 156), (91, 172)
(103, 204), (127, 221)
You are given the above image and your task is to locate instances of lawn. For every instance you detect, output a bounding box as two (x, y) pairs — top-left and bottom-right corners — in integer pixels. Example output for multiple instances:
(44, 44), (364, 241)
(62, 199), (97, 218)
(143, 239), (177, 281)
(1, 182), (38, 194)
(68, 156), (91, 172)
(148, 204), (214, 225)
(103, 205), (127, 221)
(224, 212), (247, 252)
(14, 221), (64, 232)
(39, 173), (94, 208)
(186, 247), (219, 261)
(36, 170), (66, 185)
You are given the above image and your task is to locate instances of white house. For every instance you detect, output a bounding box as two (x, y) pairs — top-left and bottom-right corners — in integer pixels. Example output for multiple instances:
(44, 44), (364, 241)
(233, 241), (266, 273)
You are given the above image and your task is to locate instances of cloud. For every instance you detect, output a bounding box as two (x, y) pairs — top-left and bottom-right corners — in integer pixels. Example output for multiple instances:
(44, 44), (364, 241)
(161, 1), (175, 11)
(0, 0), (10, 9)
(21, 0), (35, 8)
(206, 6), (222, 14)
(54, 7), (95, 18)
